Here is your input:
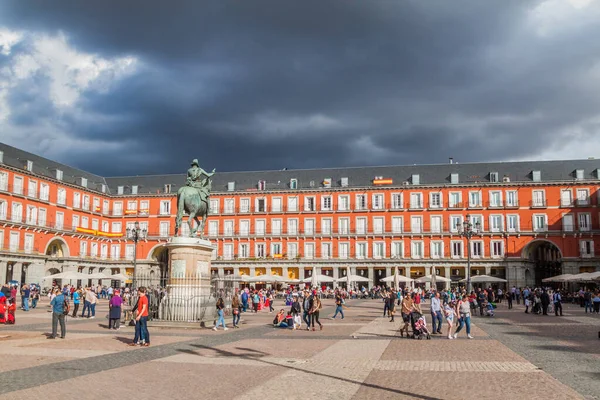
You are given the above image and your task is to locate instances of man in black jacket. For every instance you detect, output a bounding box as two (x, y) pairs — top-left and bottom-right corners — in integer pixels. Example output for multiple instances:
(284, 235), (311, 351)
(541, 290), (550, 315)
(302, 290), (313, 331)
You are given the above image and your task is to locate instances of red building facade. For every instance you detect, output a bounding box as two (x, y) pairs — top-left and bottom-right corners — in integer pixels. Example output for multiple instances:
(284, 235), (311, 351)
(0, 142), (598, 289)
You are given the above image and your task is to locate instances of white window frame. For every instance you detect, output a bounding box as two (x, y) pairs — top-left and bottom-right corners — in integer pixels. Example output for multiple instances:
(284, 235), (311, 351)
(578, 213), (591, 232)
(373, 216), (384, 234)
(255, 243), (266, 258)
(355, 217), (367, 235)
(430, 215), (442, 234)
(27, 179), (37, 198)
(355, 194), (366, 210)
(255, 219), (266, 236)
(429, 192), (442, 209)
(304, 196), (316, 212)
(321, 218), (332, 235)
(224, 198), (235, 214)
(562, 214), (574, 232)
(430, 240), (444, 259)
(113, 201), (123, 216)
(507, 214), (520, 232)
(449, 192), (462, 208)
(469, 190), (482, 208)
(304, 242), (315, 259)
(321, 242), (332, 259)
(471, 240), (484, 258)
(240, 198), (250, 213)
(40, 183), (49, 201)
(13, 175), (23, 195)
(392, 216), (403, 234)
(338, 242), (349, 259)
(321, 195), (332, 211)
(210, 198), (220, 214)
(576, 188), (590, 206)
(287, 196), (298, 212)
(560, 189), (573, 207)
(391, 241), (404, 258)
(580, 240), (594, 258)
(271, 197), (283, 213)
(224, 220), (234, 236)
(57, 188), (66, 205)
(411, 240), (424, 259)
(489, 191), (502, 208)
(533, 214), (548, 232)
(355, 241), (368, 259)
(489, 215), (503, 233)
(338, 217), (350, 235)
(451, 240), (464, 258)
(287, 218), (298, 235)
(338, 195), (350, 211)
(410, 216), (422, 233)
(491, 241), (504, 258)
(73, 192), (81, 209)
(391, 193), (403, 210)
(450, 215), (463, 233)
(304, 218), (315, 235)
(506, 190), (518, 207)
(159, 221), (170, 237)
(239, 243), (249, 259)
(372, 193), (384, 210)
(532, 190), (546, 207)
(409, 192), (423, 209)
(373, 241), (385, 259)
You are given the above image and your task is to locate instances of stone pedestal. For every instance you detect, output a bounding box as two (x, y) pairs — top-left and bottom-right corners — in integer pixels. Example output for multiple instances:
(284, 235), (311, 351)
(159, 237), (215, 325)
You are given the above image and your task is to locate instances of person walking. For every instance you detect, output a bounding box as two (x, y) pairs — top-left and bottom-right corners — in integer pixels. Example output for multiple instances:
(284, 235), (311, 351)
(553, 290), (563, 316)
(213, 296), (228, 331)
(80, 287), (90, 318)
(506, 291), (513, 310)
(87, 288), (97, 319)
(241, 290), (249, 312)
(400, 293), (415, 337)
(71, 289), (81, 318)
(231, 292), (241, 328)
(291, 295), (302, 329)
(430, 292), (443, 334)
(267, 291), (274, 313)
(388, 292), (396, 322)
(21, 284), (30, 312)
(302, 290), (313, 330)
(108, 290), (122, 330)
(252, 291), (259, 313)
(454, 295), (473, 339)
(136, 287), (150, 346)
(444, 301), (456, 339)
(331, 293), (344, 320)
(541, 290), (550, 316)
(309, 292), (323, 331)
(49, 289), (68, 339)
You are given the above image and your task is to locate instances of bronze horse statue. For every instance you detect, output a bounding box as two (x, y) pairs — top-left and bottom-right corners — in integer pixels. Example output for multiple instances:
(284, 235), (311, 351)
(174, 180), (211, 238)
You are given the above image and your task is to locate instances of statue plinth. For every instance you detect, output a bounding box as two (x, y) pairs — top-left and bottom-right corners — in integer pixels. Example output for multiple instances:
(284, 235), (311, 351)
(160, 237), (216, 325)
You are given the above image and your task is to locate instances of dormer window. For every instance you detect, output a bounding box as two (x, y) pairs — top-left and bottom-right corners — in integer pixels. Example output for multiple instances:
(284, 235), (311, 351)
(489, 172), (499, 183)
(290, 179), (298, 190)
(101, 184), (106, 193)
(80, 177), (87, 188)
(164, 184), (172, 194)
(0, 151), (3, 163)
(117, 186), (124, 195)
(227, 182), (235, 191)
(56, 169), (63, 181)
(132, 185), (138, 195)
(341, 177), (348, 187)
(450, 173), (459, 184)
(575, 169), (584, 180)
(411, 174), (420, 185)
(258, 180), (266, 190)
(26, 160), (33, 172)
(532, 170), (541, 182)
(323, 178), (332, 188)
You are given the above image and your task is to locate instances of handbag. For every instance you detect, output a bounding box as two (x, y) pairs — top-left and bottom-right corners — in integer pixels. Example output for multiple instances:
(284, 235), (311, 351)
(233, 309), (239, 315)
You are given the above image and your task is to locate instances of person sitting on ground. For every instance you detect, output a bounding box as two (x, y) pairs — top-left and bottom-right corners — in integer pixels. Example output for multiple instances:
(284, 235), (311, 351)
(273, 309), (288, 328)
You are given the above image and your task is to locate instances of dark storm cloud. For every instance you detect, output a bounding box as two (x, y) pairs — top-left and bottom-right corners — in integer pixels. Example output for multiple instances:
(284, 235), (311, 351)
(2, 0), (600, 176)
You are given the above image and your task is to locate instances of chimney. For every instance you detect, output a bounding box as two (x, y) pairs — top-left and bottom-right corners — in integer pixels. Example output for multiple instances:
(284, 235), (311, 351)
(449, 157), (453, 164)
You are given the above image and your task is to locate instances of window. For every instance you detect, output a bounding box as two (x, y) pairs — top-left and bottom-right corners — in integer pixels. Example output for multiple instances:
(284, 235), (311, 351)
(81, 216), (89, 228)
(55, 212), (64, 229)
(412, 174), (420, 185)
(507, 215), (519, 232)
(578, 213), (591, 231)
(26, 206), (37, 225)
(112, 222), (122, 233)
(224, 199), (235, 214)
(210, 199), (220, 214)
(0, 200), (6, 220)
(450, 173), (459, 184)
(287, 197), (298, 212)
(429, 192), (442, 209)
(304, 219), (315, 235)
(373, 242), (385, 259)
(139, 200), (148, 214)
(224, 220), (234, 236)
(111, 202), (122, 216)
(451, 241), (463, 258)
(239, 220), (250, 236)
(355, 194), (366, 210)
(131, 185), (137, 195)
(256, 243), (266, 258)
(430, 216), (442, 233)
(338, 217), (349, 234)
(305, 196), (315, 211)
(72, 192), (81, 209)
(304, 243), (314, 259)
(449, 192), (461, 208)
(239, 243), (249, 259)
(102, 221), (109, 233)
(321, 218), (332, 235)
(576, 169), (585, 180)
(561, 190), (573, 207)
(431, 241), (443, 258)
(410, 216), (422, 233)
(92, 219), (99, 230)
(321, 242), (331, 259)
(111, 244), (120, 260)
(471, 241), (483, 257)
(287, 242), (298, 259)
(269, 242), (279, 258)
(506, 191), (518, 207)
(392, 216), (403, 234)
(117, 186), (124, 195)
(411, 241), (423, 259)
(271, 219), (282, 235)
(341, 177), (348, 187)
(391, 241), (404, 258)
(532, 170), (541, 182)
(321, 196), (332, 211)
(72, 215), (80, 230)
(356, 217), (367, 234)
(57, 188), (66, 205)
(101, 244), (108, 259)
(9, 231), (19, 252)
(240, 198), (250, 213)
(90, 242), (98, 257)
(11, 202), (22, 223)
(127, 200), (137, 212)
(533, 214), (547, 232)
(532, 190), (545, 207)
(391, 193), (403, 209)
(223, 244), (234, 260)
(0, 171), (7, 191)
(373, 217), (384, 234)
(372, 194), (383, 210)
(290, 179), (298, 189)
(102, 200), (109, 214)
(80, 241), (88, 257)
(125, 244), (135, 260)
(490, 172), (499, 182)
(356, 242), (367, 259)
(562, 214), (574, 232)
(13, 176), (23, 195)
(272, 197), (282, 212)
(208, 220), (219, 237)
(27, 180), (37, 198)
(469, 191), (482, 207)
(338, 195), (349, 211)
(256, 198), (266, 212)
(410, 193), (423, 209)
(38, 208), (46, 226)
(227, 181), (235, 192)
(339, 242), (349, 259)
(56, 169), (63, 181)
(491, 241), (504, 258)
(489, 215), (503, 232)
(40, 183), (49, 201)
(450, 215), (463, 233)
(576, 189), (589, 206)
(489, 191), (502, 207)
(255, 219), (266, 235)
(470, 214), (484, 232)
(580, 240), (594, 257)
(24, 234), (33, 253)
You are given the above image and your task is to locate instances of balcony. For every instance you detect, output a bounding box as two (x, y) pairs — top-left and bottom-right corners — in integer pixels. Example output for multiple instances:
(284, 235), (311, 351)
(486, 201), (504, 209)
(576, 199), (590, 207)
(467, 202), (484, 210)
(408, 203), (424, 211)
(530, 200), (548, 209)
(504, 200), (520, 209)
(448, 202), (465, 210)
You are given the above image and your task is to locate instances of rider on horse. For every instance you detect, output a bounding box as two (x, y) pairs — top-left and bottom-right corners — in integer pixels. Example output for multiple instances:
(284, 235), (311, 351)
(186, 159), (215, 209)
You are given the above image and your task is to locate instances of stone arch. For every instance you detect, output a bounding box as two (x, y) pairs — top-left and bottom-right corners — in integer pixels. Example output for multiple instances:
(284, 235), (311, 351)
(44, 237), (70, 258)
(147, 243), (167, 261)
(522, 239), (563, 286)
(147, 243), (168, 287)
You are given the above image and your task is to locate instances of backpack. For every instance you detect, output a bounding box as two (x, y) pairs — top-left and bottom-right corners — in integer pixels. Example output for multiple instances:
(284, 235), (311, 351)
(63, 297), (70, 315)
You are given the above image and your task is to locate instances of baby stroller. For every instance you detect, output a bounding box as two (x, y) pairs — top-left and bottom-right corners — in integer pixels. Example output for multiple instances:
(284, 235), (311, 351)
(484, 302), (495, 317)
(410, 311), (431, 340)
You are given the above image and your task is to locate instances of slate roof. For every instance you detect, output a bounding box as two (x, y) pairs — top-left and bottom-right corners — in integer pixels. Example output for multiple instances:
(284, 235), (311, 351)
(2, 142), (600, 195)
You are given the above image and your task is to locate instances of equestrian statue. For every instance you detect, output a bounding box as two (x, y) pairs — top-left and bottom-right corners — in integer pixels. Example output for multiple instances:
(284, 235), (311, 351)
(174, 159), (216, 238)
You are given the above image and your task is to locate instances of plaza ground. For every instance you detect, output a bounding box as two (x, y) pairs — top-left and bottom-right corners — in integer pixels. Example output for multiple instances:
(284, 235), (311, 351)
(0, 298), (598, 400)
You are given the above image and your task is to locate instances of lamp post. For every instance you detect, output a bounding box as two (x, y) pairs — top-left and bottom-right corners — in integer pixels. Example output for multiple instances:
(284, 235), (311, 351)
(126, 221), (147, 289)
(458, 214), (480, 293)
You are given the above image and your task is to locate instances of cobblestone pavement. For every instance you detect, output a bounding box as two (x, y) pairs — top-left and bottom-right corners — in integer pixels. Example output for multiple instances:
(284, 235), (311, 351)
(0, 297), (595, 399)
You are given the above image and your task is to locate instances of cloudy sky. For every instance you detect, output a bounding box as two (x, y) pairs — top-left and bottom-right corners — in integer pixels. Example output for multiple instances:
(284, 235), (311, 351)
(1, 0), (599, 176)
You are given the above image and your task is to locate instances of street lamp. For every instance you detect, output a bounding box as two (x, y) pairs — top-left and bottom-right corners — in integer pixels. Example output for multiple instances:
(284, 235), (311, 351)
(457, 214), (480, 293)
(126, 221), (147, 289)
